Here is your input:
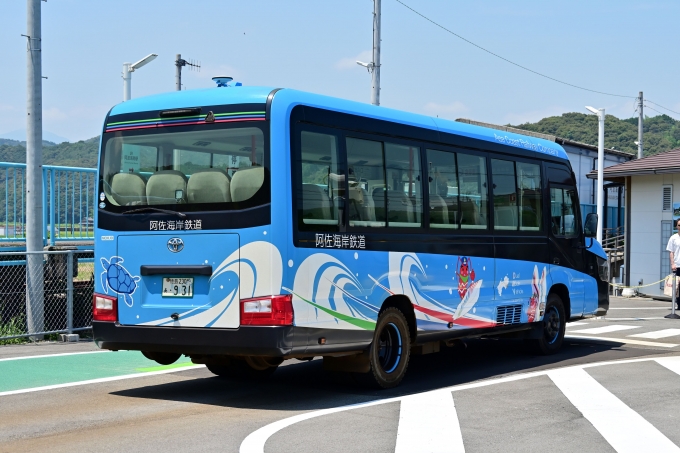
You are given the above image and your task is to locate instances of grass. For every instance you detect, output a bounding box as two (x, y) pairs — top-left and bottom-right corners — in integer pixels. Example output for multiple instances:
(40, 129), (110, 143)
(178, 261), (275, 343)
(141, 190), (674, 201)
(0, 314), (28, 345)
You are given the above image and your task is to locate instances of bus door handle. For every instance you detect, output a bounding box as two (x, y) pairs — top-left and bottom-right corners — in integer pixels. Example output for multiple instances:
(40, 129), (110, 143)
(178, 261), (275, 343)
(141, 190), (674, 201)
(553, 257), (560, 265)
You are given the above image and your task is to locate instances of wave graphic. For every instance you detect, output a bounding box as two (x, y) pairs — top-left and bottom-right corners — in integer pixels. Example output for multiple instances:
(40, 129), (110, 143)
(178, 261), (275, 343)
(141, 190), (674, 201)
(290, 253), (378, 330)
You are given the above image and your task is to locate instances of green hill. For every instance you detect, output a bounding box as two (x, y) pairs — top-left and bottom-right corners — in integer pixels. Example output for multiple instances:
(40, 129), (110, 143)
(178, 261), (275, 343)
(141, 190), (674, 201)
(0, 137), (99, 168)
(512, 113), (680, 157)
(1, 112), (678, 168)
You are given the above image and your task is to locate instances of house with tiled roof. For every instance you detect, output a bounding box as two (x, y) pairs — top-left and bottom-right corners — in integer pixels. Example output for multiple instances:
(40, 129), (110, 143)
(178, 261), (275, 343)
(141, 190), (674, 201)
(588, 148), (680, 296)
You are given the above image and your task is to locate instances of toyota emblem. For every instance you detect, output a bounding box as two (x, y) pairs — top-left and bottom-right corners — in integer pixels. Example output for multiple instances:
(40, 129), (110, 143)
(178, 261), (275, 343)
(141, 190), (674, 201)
(167, 237), (184, 253)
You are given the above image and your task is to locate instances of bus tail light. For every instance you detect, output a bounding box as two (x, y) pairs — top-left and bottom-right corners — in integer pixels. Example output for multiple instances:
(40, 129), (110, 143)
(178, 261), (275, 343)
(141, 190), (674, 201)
(93, 293), (118, 322)
(240, 295), (293, 326)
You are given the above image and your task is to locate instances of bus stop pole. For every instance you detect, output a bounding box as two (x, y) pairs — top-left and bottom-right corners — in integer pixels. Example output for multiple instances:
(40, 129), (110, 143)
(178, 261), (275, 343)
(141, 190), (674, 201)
(666, 273), (680, 319)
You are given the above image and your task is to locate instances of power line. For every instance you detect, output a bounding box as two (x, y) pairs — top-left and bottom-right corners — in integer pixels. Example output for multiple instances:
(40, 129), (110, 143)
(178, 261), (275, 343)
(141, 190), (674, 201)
(394, 0), (636, 99)
(644, 104), (679, 120)
(646, 100), (680, 116)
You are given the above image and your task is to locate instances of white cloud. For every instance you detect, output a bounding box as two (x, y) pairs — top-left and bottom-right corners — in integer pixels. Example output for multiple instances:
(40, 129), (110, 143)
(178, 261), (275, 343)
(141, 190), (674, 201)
(422, 101), (468, 119)
(335, 50), (372, 70)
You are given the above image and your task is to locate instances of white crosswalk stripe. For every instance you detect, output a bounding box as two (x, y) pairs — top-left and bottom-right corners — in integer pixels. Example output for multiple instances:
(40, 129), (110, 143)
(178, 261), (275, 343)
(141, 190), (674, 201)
(567, 321), (590, 327)
(629, 328), (680, 339)
(241, 356), (680, 453)
(570, 325), (641, 335)
(548, 367), (680, 453)
(395, 389), (464, 453)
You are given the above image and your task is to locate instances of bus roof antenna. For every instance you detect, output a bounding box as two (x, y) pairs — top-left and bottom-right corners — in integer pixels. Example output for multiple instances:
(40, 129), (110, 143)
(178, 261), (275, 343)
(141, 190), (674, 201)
(212, 76), (233, 88)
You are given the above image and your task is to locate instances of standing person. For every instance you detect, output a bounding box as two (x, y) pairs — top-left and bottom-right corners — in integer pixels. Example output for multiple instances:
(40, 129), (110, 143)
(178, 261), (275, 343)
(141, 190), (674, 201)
(666, 219), (680, 310)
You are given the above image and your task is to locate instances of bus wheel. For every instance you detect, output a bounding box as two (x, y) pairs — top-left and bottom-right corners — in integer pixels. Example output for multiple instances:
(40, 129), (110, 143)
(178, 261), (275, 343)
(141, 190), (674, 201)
(358, 307), (411, 389)
(141, 351), (181, 365)
(529, 293), (565, 355)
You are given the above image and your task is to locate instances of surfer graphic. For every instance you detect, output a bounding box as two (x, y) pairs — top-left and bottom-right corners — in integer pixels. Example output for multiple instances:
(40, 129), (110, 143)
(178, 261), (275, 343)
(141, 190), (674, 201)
(456, 256), (475, 299)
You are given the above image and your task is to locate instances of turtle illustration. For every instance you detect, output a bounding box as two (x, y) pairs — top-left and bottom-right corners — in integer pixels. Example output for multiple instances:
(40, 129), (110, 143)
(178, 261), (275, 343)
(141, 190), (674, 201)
(100, 256), (141, 307)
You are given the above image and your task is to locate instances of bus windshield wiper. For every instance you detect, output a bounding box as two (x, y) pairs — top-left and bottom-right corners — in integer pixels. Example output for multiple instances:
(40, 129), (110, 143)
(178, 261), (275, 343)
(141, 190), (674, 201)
(122, 207), (187, 218)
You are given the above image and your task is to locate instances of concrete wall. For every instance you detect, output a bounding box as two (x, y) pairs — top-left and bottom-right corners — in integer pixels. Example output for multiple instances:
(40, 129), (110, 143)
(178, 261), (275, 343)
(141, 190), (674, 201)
(629, 174), (680, 297)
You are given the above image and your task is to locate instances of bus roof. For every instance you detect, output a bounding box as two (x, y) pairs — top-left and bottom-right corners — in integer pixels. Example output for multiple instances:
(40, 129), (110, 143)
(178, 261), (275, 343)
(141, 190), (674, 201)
(109, 86), (568, 161)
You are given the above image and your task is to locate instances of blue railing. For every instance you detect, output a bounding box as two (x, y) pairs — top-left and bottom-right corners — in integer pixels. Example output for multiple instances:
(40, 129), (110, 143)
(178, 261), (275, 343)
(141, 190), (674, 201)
(580, 203), (625, 230)
(0, 163), (97, 245)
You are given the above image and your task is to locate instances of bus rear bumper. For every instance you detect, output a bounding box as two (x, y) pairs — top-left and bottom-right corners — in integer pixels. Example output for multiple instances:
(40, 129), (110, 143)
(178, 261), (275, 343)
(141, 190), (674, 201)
(92, 321), (297, 357)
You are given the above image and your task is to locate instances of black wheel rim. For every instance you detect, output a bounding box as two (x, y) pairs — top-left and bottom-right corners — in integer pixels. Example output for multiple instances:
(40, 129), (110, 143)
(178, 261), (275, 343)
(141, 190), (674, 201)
(543, 305), (561, 345)
(377, 322), (402, 374)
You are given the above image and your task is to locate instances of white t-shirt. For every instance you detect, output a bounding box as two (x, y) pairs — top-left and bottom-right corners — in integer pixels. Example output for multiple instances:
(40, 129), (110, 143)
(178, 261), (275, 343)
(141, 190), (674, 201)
(667, 233), (680, 267)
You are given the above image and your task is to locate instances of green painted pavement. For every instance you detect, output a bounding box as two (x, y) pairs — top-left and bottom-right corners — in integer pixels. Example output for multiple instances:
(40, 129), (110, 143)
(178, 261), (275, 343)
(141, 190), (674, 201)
(0, 351), (194, 393)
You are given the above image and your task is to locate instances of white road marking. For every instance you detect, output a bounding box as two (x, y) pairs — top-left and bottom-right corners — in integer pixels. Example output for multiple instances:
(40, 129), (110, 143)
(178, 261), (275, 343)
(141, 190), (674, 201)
(395, 389), (464, 453)
(0, 365), (205, 397)
(548, 367), (680, 453)
(567, 322), (590, 327)
(656, 356), (680, 376)
(0, 350), (108, 362)
(566, 335), (678, 348)
(570, 325), (641, 335)
(630, 329), (680, 339)
(608, 307), (670, 310)
(239, 355), (680, 453)
(603, 317), (666, 321)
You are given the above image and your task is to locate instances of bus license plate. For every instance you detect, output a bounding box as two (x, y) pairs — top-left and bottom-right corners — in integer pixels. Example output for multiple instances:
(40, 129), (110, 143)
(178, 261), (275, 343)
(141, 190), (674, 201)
(162, 277), (194, 297)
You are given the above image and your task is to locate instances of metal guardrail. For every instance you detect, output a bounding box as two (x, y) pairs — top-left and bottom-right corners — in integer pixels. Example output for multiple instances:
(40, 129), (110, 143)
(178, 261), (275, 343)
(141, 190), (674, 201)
(0, 249), (94, 343)
(0, 162), (96, 245)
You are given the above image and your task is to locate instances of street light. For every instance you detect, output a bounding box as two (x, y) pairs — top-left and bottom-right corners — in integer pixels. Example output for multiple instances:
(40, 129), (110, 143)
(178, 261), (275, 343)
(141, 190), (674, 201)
(586, 105), (605, 243)
(122, 53), (158, 102)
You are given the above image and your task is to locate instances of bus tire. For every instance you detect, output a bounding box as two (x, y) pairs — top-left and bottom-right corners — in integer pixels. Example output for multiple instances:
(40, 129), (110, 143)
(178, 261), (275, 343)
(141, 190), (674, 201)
(356, 307), (411, 389)
(141, 351), (181, 365)
(528, 293), (565, 355)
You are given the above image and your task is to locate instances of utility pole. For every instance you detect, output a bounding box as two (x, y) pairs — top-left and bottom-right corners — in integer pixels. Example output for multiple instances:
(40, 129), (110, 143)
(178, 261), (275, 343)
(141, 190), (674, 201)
(356, 0), (382, 105)
(25, 0), (44, 338)
(175, 54), (200, 91)
(122, 62), (131, 101)
(638, 91), (644, 159)
(596, 109), (605, 243)
(175, 54), (182, 91)
(371, 0), (381, 106)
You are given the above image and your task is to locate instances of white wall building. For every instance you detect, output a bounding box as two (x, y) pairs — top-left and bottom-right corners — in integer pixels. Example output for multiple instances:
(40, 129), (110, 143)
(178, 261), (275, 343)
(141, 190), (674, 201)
(592, 148), (680, 296)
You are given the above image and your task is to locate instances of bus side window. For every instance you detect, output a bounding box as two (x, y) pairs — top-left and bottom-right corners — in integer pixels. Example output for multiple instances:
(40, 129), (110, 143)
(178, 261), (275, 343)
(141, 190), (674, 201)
(491, 159), (518, 231)
(346, 138), (385, 228)
(384, 143), (422, 227)
(550, 187), (578, 237)
(297, 131), (342, 231)
(517, 162), (542, 231)
(426, 149), (458, 229)
(457, 153), (488, 229)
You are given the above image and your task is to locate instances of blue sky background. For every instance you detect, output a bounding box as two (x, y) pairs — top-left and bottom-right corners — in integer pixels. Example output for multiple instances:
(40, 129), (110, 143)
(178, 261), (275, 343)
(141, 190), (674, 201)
(1, 0), (678, 142)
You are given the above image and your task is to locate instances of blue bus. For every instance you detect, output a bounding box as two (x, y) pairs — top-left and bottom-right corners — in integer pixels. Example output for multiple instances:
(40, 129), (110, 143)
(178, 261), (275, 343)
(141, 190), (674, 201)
(92, 85), (609, 388)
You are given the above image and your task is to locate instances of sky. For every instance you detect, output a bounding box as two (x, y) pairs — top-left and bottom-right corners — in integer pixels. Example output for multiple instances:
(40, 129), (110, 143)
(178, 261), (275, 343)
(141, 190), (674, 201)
(1, 0), (679, 142)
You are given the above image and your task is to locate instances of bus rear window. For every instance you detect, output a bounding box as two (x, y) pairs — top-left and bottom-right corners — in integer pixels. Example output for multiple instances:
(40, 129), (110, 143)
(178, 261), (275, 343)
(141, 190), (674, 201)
(101, 126), (267, 210)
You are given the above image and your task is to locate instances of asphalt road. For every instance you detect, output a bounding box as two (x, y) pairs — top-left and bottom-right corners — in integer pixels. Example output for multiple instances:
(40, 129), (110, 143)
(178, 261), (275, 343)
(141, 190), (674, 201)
(2, 296), (680, 453)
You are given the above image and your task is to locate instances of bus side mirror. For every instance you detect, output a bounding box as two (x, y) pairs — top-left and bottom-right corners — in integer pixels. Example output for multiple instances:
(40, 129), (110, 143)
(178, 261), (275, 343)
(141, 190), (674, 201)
(584, 213), (598, 238)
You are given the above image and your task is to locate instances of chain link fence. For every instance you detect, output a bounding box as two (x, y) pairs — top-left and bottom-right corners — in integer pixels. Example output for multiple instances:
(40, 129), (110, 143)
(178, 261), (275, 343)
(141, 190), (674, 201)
(0, 249), (94, 343)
